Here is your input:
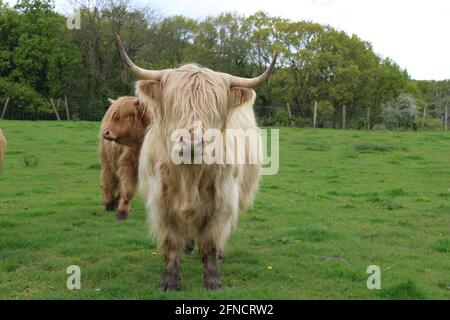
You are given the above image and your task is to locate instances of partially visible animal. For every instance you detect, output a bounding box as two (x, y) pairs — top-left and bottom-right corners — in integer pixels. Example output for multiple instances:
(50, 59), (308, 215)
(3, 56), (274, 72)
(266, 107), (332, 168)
(0, 129), (5, 170)
(117, 35), (277, 291)
(99, 96), (152, 220)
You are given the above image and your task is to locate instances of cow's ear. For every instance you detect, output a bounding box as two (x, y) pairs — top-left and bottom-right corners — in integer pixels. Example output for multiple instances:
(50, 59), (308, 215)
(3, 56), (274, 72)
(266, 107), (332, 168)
(229, 88), (255, 108)
(135, 80), (162, 105)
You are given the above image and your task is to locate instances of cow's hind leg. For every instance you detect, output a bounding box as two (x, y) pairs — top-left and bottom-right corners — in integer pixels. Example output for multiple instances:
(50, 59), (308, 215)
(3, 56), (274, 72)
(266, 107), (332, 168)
(184, 238), (195, 255)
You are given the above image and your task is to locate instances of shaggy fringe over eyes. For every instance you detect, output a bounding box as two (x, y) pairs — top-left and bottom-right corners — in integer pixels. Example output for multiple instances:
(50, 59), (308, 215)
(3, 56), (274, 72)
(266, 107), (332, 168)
(160, 64), (230, 131)
(100, 96), (151, 138)
(135, 68), (255, 129)
(103, 97), (148, 122)
(134, 66), (255, 159)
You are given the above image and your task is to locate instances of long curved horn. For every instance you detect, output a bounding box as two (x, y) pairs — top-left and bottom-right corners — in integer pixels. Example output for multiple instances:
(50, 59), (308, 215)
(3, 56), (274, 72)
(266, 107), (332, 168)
(229, 52), (279, 88)
(116, 34), (162, 81)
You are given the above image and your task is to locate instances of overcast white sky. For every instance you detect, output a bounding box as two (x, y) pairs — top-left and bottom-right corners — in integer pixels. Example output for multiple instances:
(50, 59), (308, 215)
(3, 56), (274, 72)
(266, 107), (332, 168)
(9, 0), (450, 80)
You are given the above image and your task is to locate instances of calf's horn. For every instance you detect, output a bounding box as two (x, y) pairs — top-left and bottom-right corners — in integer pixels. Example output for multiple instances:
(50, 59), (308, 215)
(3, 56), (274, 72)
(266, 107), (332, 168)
(116, 34), (162, 81)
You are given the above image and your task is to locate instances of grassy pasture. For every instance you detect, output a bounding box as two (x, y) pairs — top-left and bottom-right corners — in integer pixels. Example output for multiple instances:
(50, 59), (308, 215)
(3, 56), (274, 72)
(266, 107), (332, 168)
(0, 120), (449, 299)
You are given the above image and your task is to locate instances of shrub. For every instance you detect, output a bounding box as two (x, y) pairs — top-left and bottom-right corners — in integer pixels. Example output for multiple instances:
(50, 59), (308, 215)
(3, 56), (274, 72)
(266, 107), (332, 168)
(316, 100), (335, 125)
(347, 118), (366, 130)
(322, 121), (334, 129)
(293, 116), (312, 128)
(373, 124), (386, 130)
(274, 109), (291, 126)
(381, 93), (418, 130)
(0, 78), (50, 119)
(415, 117), (443, 131)
(258, 116), (275, 127)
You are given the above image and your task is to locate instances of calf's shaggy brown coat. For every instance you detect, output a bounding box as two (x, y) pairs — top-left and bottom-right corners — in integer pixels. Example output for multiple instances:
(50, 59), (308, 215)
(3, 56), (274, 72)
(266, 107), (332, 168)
(99, 97), (151, 220)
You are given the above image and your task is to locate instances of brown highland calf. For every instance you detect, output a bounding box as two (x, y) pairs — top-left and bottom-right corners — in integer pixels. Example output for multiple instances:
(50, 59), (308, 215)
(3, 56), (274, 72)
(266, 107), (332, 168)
(99, 96), (151, 220)
(0, 129), (5, 170)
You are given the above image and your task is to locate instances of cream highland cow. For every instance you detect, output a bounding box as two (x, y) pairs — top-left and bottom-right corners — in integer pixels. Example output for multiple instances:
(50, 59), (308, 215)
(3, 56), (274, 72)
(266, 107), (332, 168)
(117, 35), (277, 291)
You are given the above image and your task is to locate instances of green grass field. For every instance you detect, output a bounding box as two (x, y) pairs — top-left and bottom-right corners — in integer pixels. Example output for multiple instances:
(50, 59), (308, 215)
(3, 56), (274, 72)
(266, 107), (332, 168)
(0, 120), (449, 299)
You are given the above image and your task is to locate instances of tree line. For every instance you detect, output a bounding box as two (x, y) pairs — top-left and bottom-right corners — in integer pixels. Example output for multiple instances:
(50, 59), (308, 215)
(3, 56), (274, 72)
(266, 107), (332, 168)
(0, 0), (449, 128)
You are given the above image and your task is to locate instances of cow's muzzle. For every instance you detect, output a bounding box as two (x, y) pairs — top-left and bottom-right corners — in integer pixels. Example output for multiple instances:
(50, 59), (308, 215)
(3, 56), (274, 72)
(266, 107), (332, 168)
(102, 129), (118, 141)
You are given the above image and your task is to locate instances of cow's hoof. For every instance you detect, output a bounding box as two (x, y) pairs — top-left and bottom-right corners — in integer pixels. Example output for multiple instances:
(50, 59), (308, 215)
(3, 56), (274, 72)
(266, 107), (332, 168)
(184, 239), (195, 255)
(160, 277), (180, 292)
(116, 211), (128, 221)
(105, 201), (116, 212)
(203, 276), (222, 290)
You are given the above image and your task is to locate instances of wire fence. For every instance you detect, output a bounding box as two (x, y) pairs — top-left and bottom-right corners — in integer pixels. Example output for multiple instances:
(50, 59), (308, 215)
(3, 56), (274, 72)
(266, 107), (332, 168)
(0, 97), (107, 122)
(1, 96), (449, 131)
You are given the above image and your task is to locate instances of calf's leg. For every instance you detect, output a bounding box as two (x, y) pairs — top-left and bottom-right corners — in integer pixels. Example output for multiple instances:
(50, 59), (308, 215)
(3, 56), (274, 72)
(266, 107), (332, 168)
(101, 165), (117, 211)
(116, 167), (137, 220)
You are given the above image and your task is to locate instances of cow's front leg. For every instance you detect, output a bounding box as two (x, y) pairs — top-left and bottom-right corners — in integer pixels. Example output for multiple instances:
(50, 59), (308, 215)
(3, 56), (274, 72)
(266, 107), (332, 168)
(198, 199), (237, 289)
(160, 240), (182, 292)
(202, 248), (222, 290)
(116, 196), (132, 220)
(101, 165), (117, 212)
(199, 239), (222, 290)
(116, 167), (137, 220)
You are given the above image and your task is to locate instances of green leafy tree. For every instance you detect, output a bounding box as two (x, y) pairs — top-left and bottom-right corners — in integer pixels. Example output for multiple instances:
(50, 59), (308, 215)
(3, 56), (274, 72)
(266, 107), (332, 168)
(0, 4), (431, 123)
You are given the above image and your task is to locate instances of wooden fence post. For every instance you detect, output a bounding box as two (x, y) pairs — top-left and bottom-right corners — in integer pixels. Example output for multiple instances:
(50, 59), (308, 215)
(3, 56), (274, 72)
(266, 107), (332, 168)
(50, 98), (61, 121)
(445, 105), (448, 132)
(1, 97), (10, 120)
(422, 107), (427, 130)
(64, 96), (70, 121)
(342, 104), (346, 130)
(286, 102), (292, 126)
(366, 107), (370, 130)
(313, 100), (318, 128)
(56, 98), (61, 117)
